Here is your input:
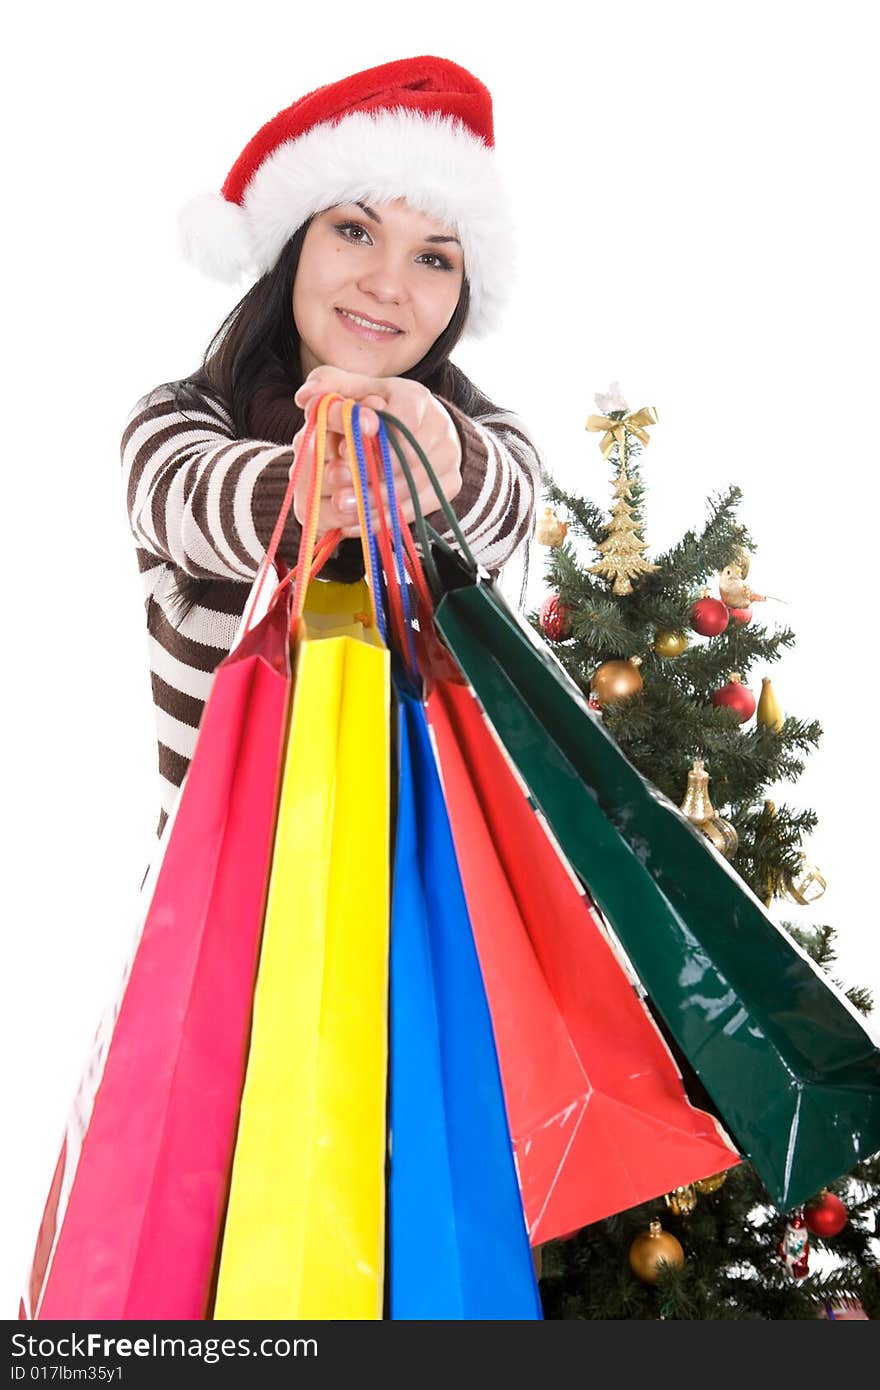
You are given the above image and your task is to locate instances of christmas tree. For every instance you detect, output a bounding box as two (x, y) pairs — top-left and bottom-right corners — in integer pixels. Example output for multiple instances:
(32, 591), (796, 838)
(529, 383), (880, 1319)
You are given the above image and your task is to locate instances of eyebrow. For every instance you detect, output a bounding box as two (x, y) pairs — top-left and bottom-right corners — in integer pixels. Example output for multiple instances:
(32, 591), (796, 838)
(352, 201), (461, 246)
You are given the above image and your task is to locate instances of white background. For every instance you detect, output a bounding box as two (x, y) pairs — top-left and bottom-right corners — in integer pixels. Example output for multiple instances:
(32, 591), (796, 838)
(2, 0), (877, 1314)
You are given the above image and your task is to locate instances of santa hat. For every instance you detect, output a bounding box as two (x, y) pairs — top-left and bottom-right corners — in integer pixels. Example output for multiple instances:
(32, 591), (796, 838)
(177, 55), (515, 340)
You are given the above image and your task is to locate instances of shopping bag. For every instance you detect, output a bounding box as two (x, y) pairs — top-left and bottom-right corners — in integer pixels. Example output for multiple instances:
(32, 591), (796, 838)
(374, 410), (880, 1212)
(426, 677), (740, 1244)
(389, 691), (542, 1319)
(22, 392), (347, 1320)
(26, 563), (295, 1320)
(431, 552), (880, 1210)
(213, 482), (391, 1318)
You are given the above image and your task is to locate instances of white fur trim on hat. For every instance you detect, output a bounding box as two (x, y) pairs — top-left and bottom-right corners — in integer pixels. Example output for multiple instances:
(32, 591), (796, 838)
(177, 108), (516, 339)
(177, 191), (256, 286)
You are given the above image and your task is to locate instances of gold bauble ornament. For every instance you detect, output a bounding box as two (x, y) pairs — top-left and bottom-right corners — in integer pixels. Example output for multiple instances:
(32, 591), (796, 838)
(679, 758), (738, 859)
(653, 629), (688, 658)
(590, 656), (644, 705)
(628, 1220), (685, 1283)
(535, 506), (569, 548)
(694, 1171), (729, 1195)
(664, 1184), (698, 1217)
(780, 856), (827, 905)
(702, 815), (739, 858)
(757, 676), (784, 732)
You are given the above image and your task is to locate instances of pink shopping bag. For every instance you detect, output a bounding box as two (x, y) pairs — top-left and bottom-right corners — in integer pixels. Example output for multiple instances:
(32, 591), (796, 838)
(21, 401), (341, 1319)
(24, 569), (293, 1319)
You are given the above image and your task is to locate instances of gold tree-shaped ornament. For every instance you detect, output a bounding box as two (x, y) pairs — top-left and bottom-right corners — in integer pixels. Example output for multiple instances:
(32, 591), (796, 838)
(586, 400), (659, 596)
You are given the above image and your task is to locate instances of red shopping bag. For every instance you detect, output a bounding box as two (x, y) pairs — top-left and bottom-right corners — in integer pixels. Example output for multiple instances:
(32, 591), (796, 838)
(426, 678), (741, 1246)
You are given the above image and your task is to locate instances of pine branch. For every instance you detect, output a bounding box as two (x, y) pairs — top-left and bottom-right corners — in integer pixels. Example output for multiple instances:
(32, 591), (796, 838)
(775, 717), (824, 754)
(670, 630), (797, 690)
(569, 601), (644, 657)
(783, 923), (838, 967)
(542, 477), (608, 546)
(545, 544), (610, 605)
(643, 486), (754, 594)
(846, 985), (875, 1015)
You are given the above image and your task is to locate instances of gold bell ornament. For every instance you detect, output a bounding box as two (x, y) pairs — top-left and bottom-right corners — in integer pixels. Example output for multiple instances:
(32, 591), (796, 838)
(679, 758), (739, 859)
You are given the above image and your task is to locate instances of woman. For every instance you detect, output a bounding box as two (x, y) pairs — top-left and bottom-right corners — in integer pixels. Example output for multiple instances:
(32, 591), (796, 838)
(121, 55), (544, 839)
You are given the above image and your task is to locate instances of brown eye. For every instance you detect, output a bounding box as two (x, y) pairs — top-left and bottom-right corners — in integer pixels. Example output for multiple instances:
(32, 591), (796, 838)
(334, 221), (371, 244)
(419, 251), (455, 272)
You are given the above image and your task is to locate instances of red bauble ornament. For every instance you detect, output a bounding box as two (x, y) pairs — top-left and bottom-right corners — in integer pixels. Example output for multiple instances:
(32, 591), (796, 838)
(805, 1191), (847, 1238)
(711, 672), (757, 723)
(539, 594), (572, 641)
(691, 595), (730, 637)
(728, 606), (753, 625)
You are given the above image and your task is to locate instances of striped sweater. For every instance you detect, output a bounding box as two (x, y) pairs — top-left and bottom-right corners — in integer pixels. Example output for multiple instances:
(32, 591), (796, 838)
(120, 380), (542, 838)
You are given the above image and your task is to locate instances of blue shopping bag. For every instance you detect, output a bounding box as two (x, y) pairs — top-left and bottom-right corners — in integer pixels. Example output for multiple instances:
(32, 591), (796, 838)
(388, 691), (543, 1320)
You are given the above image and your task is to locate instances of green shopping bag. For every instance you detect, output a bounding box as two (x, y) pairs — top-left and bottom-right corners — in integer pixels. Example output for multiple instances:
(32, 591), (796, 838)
(377, 409), (880, 1213)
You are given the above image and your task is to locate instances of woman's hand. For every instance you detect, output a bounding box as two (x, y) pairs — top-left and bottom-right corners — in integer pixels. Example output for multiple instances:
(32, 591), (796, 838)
(290, 365), (463, 538)
(289, 390), (385, 536)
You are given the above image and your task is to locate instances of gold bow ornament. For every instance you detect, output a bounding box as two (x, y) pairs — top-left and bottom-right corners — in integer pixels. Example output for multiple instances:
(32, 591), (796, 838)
(586, 406), (659, 459)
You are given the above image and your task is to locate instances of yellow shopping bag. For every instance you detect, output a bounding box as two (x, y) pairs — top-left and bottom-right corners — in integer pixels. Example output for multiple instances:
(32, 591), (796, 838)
(213, 573), (390, 1320)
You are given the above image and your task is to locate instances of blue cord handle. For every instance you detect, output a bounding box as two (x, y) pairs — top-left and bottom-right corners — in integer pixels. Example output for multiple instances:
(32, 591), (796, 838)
(349, 403), (387, 647)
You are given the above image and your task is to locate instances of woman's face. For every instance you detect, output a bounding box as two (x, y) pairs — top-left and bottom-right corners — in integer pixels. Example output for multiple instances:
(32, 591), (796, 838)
(293, 196), (465, 378)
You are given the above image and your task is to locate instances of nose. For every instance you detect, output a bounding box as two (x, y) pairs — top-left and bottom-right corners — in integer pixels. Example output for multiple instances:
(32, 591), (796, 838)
(356, 251), (409, 306)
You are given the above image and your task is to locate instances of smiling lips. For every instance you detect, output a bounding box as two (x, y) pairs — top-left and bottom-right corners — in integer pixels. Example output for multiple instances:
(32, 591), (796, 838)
(335, 306), (403, 339)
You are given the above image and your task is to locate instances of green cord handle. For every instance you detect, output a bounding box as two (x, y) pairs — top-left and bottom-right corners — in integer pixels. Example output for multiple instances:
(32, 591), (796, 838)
(374, 413), (441, 594)
(375, 410), (480, 580)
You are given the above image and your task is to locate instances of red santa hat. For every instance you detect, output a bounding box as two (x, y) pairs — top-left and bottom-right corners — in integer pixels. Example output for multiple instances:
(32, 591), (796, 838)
(177, 55), (515, 340)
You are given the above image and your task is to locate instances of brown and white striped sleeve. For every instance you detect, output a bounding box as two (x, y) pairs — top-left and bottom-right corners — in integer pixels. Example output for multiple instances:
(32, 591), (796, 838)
(120, 385), (303, 576)
(430, 395), (542, 575)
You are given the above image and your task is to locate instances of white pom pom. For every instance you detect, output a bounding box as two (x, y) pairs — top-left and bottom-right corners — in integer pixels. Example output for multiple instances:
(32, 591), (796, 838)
(176, 192), (256, 284)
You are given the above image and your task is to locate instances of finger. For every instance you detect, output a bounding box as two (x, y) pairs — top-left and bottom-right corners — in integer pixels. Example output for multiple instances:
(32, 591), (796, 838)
(359, 393), (389, 424)
(294, 368), (355, 403)
(324, 461), (352, 491)
(353, 471), (443, 519)
(331, 486), (360, 524)
(332, 401), (381, 436)
(300, 400), (379, 438)
(290, 428), (352, 482)
(295, 366), (386, 402)
(322, 500), (352, 533)
(305, 496), (352, 535)
(293, 460), (345, 521)
(341, 515), (381, 540)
